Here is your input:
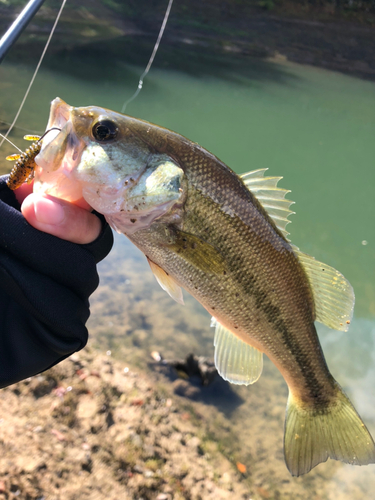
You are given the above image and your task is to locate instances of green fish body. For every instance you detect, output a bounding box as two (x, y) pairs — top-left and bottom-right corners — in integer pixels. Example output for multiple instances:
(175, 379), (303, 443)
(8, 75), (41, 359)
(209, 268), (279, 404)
(34, 98), (375, 476)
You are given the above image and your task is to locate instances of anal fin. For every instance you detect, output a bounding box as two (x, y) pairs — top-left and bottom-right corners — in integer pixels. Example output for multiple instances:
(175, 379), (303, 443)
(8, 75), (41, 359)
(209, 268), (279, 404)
(147, 258), (184, 305)
(212, 318), (263, 385)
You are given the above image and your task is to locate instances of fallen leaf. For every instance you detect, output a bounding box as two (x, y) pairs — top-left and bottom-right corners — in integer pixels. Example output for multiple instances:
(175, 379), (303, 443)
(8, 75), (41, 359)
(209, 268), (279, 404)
(77, 370), (89, 380)
(257, 486), (271, 498)
(131, 399), (144, 406)
(236, 461), (247, 474)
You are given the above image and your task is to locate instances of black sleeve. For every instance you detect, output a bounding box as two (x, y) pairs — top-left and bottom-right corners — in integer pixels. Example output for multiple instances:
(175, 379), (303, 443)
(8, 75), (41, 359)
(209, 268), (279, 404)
(0, 175), (114, 388)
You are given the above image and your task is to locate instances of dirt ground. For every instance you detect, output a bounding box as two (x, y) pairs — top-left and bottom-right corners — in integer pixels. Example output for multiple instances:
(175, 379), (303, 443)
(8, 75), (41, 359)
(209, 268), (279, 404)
(0, 348), (254, 500)
(0, 339), (374, 500)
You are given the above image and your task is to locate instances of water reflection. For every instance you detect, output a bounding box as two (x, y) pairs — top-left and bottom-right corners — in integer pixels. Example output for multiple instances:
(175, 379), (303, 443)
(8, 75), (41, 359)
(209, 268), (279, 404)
(40, 38), (301, 88)
(319, 318), (375, 423)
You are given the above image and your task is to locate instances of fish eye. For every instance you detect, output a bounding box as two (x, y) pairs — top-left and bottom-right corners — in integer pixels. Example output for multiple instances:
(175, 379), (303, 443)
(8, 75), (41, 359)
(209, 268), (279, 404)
(92, 120), (118, 142)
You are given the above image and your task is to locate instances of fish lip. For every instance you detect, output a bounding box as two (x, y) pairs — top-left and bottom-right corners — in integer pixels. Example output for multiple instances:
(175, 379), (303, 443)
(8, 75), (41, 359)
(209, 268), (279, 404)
(34, 98), (87, 206)
(47, 97), (72, 130)
(38, 98), (74, 152)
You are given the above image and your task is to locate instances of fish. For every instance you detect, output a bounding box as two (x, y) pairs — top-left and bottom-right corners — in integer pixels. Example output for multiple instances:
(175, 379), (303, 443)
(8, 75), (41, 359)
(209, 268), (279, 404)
(34, 97), (375, 476)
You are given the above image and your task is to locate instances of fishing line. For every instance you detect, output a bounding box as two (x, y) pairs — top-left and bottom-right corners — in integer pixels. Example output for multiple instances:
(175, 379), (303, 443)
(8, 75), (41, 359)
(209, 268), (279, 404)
(121, 0), (174, 113)
(0, 133), (23, 153)
(0, 119), (43, 135)
(0, 0), (67, 149)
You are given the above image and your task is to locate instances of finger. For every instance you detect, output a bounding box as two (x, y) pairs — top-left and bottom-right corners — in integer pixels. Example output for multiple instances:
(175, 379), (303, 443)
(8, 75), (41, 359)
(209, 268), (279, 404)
(14, 181), (34, 205)
(21, 193), (102, 244)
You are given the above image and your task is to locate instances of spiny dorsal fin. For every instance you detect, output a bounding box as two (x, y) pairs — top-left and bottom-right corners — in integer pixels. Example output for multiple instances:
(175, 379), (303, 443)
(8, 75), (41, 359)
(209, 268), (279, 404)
(241, 169), (354, 332)
(147, 258), (184, 305)
(292, 246), (354, 331)
(240, 168), (295, 240)
(211, 318), (263, 385)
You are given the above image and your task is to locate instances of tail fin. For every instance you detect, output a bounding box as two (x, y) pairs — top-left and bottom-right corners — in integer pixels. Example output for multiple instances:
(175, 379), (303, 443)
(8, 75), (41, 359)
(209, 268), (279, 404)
(284, 385), (375, 476)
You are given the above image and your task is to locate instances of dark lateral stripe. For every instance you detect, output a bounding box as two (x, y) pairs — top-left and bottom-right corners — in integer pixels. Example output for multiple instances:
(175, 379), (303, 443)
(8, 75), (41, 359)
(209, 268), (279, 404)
(240, 272), (328, 402)
(185, 186), (330, 403)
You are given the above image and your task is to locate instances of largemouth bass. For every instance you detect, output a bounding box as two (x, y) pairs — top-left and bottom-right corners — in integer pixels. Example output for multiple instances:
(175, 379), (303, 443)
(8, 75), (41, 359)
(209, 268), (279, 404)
(34, 97), (375, 476)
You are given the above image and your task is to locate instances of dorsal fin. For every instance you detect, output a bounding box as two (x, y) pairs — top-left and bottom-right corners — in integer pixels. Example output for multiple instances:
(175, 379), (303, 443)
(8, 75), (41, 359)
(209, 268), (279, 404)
(211, 318), (263, 385)
(240, 169), (354, 333)
(240, 168), (295, 240)
(292, 246), (354, 331)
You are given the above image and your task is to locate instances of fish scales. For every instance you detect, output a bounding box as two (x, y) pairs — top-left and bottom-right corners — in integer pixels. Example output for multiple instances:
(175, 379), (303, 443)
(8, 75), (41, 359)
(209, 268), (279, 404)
(129, 150), (332, 406)
(33, 98), (375, 476)
(125, 126), (331, 403)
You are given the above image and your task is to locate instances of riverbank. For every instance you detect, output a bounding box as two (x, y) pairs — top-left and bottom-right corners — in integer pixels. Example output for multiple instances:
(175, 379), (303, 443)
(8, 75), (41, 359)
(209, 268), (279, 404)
(1, 0), (375, 80)
(0, 348), (252, 500)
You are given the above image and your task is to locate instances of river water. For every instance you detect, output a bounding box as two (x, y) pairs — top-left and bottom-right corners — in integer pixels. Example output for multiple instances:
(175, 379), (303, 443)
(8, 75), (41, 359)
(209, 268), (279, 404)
(0, 43), (374, 498)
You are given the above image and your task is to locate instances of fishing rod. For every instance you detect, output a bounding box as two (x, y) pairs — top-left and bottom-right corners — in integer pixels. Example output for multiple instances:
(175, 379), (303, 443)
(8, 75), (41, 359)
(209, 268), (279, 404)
(0, 0), (172, 149)
(0, 0), (46, 64)
(0, 0), (66, 149)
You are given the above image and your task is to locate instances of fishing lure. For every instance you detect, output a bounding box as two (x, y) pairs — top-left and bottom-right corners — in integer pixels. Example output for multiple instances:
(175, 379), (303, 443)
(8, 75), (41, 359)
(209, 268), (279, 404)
(5, 128), (61, 190)
(6, 135), (42, 190)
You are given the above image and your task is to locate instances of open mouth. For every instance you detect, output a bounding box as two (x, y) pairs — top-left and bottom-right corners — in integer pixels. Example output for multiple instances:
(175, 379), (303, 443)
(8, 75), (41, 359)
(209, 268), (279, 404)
(37, 97), (72, 152)
(33, 98), (88, 205)
(47, 97), (72, 130)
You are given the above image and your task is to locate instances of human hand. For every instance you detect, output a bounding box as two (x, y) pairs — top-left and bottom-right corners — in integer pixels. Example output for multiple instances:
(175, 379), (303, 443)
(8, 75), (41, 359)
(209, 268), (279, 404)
(15, 182), (102, 245)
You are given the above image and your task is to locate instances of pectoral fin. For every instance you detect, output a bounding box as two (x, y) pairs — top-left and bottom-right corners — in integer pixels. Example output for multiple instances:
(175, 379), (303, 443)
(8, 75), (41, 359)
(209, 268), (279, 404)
(169, 230), (227, 275)
(147, 258), (184, 305)
(211, 318), (263, 385)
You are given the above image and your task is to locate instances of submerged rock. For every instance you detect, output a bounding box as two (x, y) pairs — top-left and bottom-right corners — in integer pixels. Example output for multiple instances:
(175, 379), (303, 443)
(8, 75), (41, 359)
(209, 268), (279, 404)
(162, 352), (218, 386)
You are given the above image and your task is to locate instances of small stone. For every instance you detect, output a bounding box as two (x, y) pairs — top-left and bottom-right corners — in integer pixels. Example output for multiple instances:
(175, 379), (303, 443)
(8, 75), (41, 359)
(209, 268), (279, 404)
(151, 351), (162, 362)
(77, 396), (98, 420)
(24, 458), (46, 473)
(187, 436), (201, 449)
(220, 472), (231, 484)
(131, 433), (143, 448)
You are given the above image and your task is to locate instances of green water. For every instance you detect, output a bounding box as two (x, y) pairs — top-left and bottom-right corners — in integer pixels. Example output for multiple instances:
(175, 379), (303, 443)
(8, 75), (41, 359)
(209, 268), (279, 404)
(1, 47), (375, 497)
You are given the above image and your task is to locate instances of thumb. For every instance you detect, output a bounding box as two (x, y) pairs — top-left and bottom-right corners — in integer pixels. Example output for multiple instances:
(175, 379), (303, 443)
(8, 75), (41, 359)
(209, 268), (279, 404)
(21, 193), (102, 244)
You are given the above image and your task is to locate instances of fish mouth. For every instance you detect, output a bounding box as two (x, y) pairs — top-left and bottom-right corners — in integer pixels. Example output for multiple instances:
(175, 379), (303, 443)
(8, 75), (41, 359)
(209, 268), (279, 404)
(34, 98), (88, 205)
(47, 97), (72, 130)
(36, 97), (76, 163)
(37, 97), (73, 150)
